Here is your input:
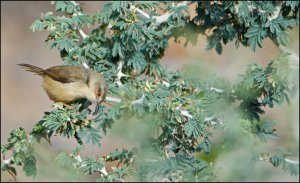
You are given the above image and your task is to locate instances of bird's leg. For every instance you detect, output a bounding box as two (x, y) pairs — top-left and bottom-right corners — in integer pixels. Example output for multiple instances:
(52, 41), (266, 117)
(62, 103), (81, 115)
(62, 103), (74, 110)
(92, 101), (100, 116)
(103, 101), (113, 107)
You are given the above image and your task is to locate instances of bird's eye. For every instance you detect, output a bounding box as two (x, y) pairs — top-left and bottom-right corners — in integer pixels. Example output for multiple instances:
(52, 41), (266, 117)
(97, 90), (102, 97)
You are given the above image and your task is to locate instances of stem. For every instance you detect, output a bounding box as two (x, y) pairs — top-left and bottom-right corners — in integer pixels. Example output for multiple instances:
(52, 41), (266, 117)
(107, 95), (195, 119)
(7, 169), (17, 182)
(105, 95), (146, 105)
(267, 5), (281, 21)
(116, 61), (126, 86)
(210, 87), (224, 93)
(115, 61), (131, 87)
(106, 96), (122, 103)
(2, 156), (13, 165)
(69, 1), (89, 39)
(100, 167), (108, 176)
(131, 94), (146, 104)
(130, 5), (150, 19)
(82, 61), (90, 69)
(79, 29), (89, 39)
(130, 1), (190, 26)
(285, 158), (299, 165)
(74, 154), (109, 176)
(162, 80), (170, 87)
(181, 110), (193, 118)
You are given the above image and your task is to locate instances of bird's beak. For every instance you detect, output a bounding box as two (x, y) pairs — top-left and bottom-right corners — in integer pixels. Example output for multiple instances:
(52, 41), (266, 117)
(92, 100), (100, 116)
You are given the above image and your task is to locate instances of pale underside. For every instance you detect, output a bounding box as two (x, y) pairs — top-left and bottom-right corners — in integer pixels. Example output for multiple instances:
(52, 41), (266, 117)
(42, 75), (96, 103)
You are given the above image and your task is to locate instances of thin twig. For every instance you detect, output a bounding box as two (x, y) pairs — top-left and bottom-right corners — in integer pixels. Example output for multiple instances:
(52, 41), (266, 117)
(79, 29), (89, 39)
(210, 87), (224, 93)
(105, 95), (146, 105)
(130, 1), (189, 26)
(181, 110), (193, 118)
(7, 169), (17, 182)
(130, 5), (150, 19)
(115, 61), (130, 86)
(70, 1), (89, 39)
(74, 154), (109, 176)
(82, 61), (90, 69)
(285, 158), (299, 165)
(131, 94), (146, 104)
(106, 96), (122, 103)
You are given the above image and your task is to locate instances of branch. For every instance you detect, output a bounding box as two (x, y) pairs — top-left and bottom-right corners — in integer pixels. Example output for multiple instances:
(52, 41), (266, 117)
(162, 80), (170, 87)
(100, 167), (109, 176)
(105, 95), (145, 105)
(285, 158), (299, 165)
(78, 29), (89, 39)
(70, 1), (89, 39)
(154, 1), (189, 25)
(2, 156), (13, 165)
(259, 155), (299, 165)
(106, 96), (122, 103)
(115, 61), (130, 87)
(106, 95), (195, 120)
(210, 87), (224, 93)
(130, 1), (189, 26)
(82, 60), (90, 69)
(131, 94), (146, 104)
(74, 155), (109, 176)
(267, 5), (281, 21)
(130, 5), (150, 19)
(106, 96), (220, 123)
(181, 110), (193, 119)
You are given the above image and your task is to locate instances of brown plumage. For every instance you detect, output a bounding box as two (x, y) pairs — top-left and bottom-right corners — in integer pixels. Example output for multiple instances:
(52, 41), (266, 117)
(18, 64), (107, 114)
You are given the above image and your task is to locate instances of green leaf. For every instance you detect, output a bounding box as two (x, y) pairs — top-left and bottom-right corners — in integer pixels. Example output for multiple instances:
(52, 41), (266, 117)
(23, 156), (37, 178)
(55, 37), (77, 52)
(127, 51), (147, 72)
(77, 127), (102, 148)
(184, 119), (202, 137)
(82, 157), (105, 175)
(30, 20), (45, 32)
(55, 152), (73, 168)
(244, 24), (266, 51)
(238, 2), (250, 19)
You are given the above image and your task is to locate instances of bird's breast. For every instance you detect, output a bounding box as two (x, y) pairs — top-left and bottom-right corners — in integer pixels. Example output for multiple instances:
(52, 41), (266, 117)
(42, 75), (95, 103)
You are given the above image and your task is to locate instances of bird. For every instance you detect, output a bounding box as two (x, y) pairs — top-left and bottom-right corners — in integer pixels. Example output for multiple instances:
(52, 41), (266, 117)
(18, 63), (107, 115)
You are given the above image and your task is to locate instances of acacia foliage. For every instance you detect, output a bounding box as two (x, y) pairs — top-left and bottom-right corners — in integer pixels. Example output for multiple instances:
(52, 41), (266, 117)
(1, 1), (299, 182)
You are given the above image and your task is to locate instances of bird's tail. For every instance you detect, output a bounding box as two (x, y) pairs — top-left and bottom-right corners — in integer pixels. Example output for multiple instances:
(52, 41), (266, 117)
(18, 64), (45, 75)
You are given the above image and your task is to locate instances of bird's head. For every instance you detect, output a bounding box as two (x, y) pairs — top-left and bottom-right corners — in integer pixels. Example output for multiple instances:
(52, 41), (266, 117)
(88, 71), (107, 115)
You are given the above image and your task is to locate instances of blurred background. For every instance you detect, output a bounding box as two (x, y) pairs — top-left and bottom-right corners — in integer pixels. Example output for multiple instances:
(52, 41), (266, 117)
(1, 1), (299, 182)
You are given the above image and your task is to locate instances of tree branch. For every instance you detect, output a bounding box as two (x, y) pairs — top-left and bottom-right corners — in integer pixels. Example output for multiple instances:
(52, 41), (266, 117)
(74, 154), (109, 176)
(130, 1), (189, 26)
(2, 156), (13, 165)
(131, 94), (146, 104)
(210, 87), (224, 93)
(105, 95), (145, 105)
(70, 1), (89, 39)
(130, 5), (150, 19)
(285, 158), (299, 165)
(82, 61), (90, 69)
(115, 61), (130, 87)
(106, 96), (122, 103)
(78, 29), (89, 39)
(181, 110), (193, 118)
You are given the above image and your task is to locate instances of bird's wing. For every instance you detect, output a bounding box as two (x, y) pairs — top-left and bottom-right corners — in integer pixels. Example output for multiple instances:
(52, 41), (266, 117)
(44, 66), (89, 84)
